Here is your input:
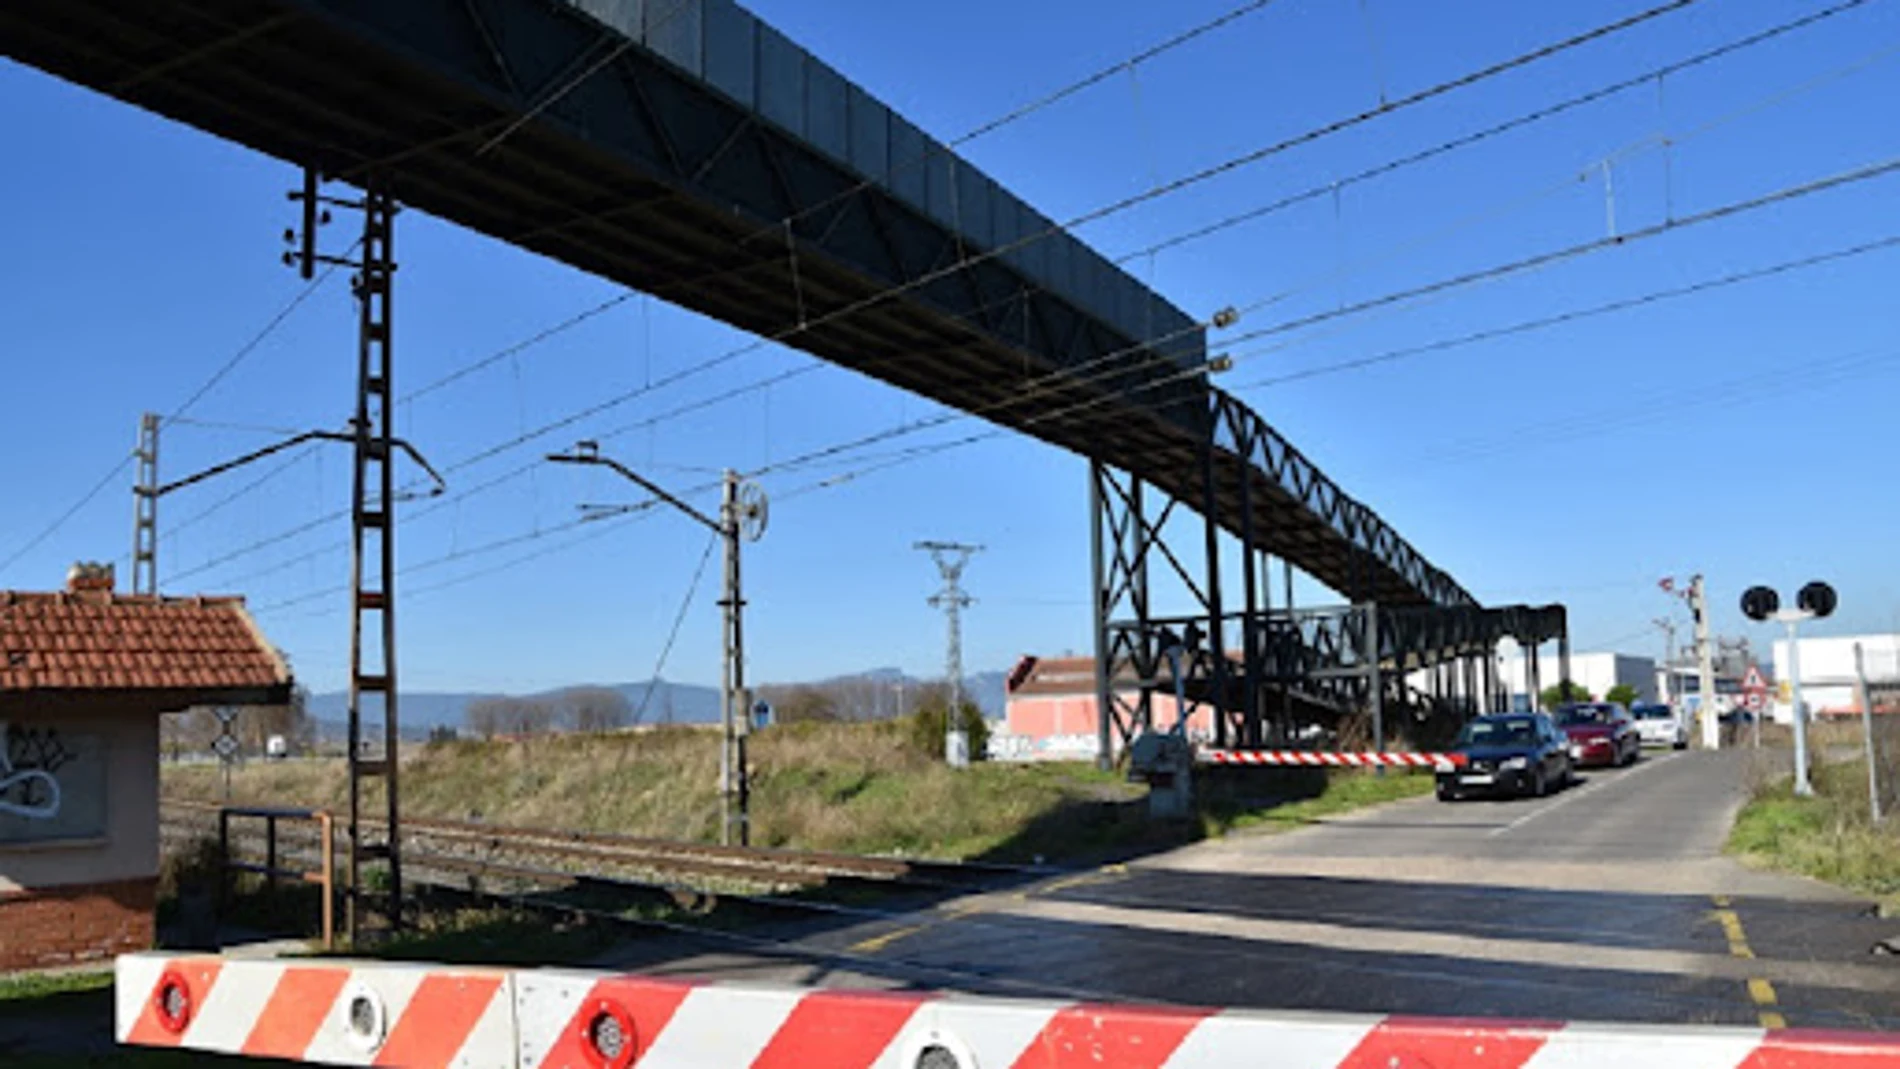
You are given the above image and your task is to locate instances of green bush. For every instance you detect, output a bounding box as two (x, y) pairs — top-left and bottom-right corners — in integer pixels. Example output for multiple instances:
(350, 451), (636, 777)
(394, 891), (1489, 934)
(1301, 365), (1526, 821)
(904, 699), (991, 762)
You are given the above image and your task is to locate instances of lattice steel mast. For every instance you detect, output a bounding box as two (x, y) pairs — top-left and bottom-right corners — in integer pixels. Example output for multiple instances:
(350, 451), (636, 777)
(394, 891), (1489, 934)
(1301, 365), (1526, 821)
(131, 413), (159, 596)
(916, 541), (981, 767)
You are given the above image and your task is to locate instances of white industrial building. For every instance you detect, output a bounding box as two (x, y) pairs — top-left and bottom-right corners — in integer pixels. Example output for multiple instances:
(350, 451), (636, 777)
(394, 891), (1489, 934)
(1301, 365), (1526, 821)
(1500, 649), (1657, 711)
(1769, 633), (1900, 723)
(1405, 648), (1657, 712)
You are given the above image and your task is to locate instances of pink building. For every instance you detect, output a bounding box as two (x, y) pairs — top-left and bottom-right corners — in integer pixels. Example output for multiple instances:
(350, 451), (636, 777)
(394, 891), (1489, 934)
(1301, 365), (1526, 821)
(998, 655), (1216, 761)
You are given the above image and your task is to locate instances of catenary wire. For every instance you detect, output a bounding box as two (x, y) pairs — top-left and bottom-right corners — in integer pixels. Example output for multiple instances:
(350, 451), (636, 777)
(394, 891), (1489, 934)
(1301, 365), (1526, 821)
(633, 533), (720, 724)
(0, 249), (351, 582)
(149, 0), (1791, 592)
(1112, 0), (1874, 264)
(1228, 233), (1900, 391)
(1220, 153), (1900, 348)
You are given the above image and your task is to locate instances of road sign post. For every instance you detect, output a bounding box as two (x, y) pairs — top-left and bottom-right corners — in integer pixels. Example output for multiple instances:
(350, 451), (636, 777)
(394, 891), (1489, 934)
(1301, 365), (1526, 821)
(1741, 664), (1770, 749)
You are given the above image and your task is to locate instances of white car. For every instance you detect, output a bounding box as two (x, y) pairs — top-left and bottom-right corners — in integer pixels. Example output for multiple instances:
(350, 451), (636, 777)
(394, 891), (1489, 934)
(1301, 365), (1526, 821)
(1630, 703), (1687, 749)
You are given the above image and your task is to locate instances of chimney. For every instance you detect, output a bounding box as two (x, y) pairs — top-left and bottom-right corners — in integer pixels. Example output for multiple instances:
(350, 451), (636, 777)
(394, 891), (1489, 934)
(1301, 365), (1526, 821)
(66, 561), (115, 595)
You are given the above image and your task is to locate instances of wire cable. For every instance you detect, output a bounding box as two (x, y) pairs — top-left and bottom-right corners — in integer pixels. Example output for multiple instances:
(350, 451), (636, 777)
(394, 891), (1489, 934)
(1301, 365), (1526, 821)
(382, 0), (1294, 416)
(0, 248), (350, 583)
(137, 0), (1785, 595)
(0, 457), (134, 581)
(1114, 0), (1874, 264)
(1229, 232), (1900, 391)
(1221, 153), (1900, 348)
(400, 0), (1699, 480)
(633, 533), (720, 724)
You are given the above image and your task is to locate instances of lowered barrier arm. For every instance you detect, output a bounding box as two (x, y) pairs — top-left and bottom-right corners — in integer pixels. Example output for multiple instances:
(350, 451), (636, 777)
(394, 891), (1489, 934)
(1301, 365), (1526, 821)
(117, 953), (1900, 1068)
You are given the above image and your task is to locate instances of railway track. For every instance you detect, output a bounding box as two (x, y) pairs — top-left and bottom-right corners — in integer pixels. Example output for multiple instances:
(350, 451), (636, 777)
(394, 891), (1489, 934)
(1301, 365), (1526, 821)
(159, 799), (1052, 899)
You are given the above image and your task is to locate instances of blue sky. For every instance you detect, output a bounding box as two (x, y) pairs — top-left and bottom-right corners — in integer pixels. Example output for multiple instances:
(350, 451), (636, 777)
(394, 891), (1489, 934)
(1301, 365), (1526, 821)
(2, 0), (1896, 696)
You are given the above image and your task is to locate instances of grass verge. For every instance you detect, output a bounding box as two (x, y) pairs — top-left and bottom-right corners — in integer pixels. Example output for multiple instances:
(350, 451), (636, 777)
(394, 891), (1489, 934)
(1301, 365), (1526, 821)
(1728, 752), (1900, 909)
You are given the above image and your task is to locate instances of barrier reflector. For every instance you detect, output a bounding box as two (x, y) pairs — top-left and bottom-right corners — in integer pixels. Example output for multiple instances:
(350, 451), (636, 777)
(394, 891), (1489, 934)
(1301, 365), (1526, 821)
(116, 953), (1900, 1067)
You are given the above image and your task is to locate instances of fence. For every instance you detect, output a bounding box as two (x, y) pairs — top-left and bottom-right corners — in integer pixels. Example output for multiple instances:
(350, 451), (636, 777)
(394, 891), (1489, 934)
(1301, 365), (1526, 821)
(216, 805), (335, 949)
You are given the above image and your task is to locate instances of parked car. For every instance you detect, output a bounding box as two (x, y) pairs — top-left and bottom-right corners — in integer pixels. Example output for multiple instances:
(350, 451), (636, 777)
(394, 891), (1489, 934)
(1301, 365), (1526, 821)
(1438, 712), (1574, 801)
(1554, 702), (1640, 767)
(1629, 703), (1688, 749)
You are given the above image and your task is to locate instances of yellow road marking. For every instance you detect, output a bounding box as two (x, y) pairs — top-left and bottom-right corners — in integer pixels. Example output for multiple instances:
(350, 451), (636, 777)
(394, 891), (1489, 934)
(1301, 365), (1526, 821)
(1035, 864), (1130, 897)
(851, 863), (1130, 955)
(1713, 910), (1755, 959)
(1713, 896), (1786, 1029)
(847, 924), (924, 954)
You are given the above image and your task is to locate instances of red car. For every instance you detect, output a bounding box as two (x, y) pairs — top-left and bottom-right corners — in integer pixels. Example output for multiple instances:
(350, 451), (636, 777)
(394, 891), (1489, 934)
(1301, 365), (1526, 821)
(1554, 702), (1640, 767)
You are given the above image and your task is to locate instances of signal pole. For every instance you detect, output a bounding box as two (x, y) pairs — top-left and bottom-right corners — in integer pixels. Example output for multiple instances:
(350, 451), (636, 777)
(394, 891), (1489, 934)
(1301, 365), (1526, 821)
(916, 541), (981, 767)
(548, 444), (767, 844)
(1692, 575), (1718, 750)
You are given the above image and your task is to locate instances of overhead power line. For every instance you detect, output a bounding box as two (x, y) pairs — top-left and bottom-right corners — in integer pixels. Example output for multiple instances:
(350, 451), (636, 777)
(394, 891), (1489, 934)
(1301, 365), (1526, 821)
(0, 457), (134, 581)
(1222, 153), (1900, 348)
(0, 249), (350, 583)
(381, 0), (1294, 417)
(633, 533), (721, 724)
(1231, 233), (1900, 391)
(1117, 0), (1874, 264)
(135, 0), (1720, 594)
(404, 0), (1695, 482)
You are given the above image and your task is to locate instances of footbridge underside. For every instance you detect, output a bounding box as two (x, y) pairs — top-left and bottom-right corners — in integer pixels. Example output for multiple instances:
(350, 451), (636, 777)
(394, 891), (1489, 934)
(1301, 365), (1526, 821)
(5, 0), (1471, 610)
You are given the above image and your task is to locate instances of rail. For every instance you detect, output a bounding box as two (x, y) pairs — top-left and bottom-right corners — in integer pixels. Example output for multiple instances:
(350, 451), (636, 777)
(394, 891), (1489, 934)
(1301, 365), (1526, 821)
(215, 805), (334, 949)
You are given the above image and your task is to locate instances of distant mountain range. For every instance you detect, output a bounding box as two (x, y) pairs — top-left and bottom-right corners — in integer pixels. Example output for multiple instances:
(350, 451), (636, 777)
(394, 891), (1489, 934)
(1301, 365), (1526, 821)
(306, 667), (1007, 739)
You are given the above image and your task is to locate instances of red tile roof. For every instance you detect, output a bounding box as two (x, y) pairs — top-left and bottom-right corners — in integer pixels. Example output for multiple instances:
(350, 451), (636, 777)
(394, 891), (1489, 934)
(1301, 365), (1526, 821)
(0, 591), (289, 697)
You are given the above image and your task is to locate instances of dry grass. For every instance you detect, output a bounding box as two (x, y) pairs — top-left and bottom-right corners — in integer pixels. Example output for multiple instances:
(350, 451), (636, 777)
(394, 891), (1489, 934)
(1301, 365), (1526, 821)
(1729, 723), (1900, 909)
(165, 722), (1427, 863)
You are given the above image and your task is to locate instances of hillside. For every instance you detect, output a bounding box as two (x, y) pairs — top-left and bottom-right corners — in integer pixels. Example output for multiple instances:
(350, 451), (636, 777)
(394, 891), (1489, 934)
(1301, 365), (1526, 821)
(304, 669), (1009, 735)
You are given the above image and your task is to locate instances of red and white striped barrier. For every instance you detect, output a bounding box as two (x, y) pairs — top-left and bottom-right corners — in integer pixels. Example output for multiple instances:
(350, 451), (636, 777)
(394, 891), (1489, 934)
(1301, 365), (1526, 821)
(116, 953), (516, 1067)
(1199, 748), (1467, 770)
(117, 953), (1900, 1067)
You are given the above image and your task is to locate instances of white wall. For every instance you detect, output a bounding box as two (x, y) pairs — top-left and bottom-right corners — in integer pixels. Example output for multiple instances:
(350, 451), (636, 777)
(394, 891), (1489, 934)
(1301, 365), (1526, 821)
(1501, 651), (1657, 707)
(1770, 633), (1900, 720)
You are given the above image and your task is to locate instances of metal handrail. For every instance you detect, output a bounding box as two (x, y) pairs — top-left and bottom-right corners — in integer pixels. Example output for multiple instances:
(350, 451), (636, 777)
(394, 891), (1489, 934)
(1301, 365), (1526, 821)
(216, 805), (335, 949)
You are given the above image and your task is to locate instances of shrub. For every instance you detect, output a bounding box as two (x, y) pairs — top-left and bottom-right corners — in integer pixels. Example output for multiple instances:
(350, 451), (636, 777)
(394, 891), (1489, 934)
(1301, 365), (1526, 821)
(903, 698), (990, 761)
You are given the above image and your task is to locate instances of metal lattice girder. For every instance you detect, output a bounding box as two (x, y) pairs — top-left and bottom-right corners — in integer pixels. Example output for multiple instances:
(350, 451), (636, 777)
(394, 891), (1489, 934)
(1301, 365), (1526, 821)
(1100, 601), (1566, 746)
(1210, 392), (1474, 610)
(4, 0), (1469, 611)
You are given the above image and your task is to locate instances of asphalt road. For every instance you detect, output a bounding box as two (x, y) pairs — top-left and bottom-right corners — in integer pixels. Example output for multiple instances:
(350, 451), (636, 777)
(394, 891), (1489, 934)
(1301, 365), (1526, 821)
(600, 749), (1900, 1031)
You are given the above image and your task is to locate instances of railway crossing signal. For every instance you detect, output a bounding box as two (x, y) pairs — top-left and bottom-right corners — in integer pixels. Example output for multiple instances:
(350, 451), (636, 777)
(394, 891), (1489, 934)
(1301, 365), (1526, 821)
(1740, 579), (1838, 798)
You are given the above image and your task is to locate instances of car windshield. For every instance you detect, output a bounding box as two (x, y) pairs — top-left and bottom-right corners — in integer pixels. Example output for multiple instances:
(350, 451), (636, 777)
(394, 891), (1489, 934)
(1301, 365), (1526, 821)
(1456, 718), (1537, 747)
(1631, 705), (1672, 720)
(1555, 705), (1613, 726)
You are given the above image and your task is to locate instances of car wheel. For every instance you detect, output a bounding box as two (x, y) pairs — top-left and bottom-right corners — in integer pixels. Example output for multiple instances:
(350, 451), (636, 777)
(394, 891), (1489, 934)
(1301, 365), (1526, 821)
(1436, 783), (1458, 803)
(1525, 767), (1546, 799)
(1674, 739), (1688, 750)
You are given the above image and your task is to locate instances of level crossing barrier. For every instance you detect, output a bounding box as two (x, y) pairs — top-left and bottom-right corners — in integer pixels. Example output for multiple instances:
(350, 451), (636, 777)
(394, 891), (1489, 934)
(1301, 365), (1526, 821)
(117, 952), (1900, 1067)
(1198, 749), (1467, 770)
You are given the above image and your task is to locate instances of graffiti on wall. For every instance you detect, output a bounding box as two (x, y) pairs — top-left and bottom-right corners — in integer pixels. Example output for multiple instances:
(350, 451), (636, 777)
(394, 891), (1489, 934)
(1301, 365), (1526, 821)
(0, 723), (105, 843)
(0, 721), (68, 820)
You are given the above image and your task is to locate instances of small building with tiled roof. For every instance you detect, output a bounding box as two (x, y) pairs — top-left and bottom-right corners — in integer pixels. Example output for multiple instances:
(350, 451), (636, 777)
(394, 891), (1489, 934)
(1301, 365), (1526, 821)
(1, 563), (290, 971)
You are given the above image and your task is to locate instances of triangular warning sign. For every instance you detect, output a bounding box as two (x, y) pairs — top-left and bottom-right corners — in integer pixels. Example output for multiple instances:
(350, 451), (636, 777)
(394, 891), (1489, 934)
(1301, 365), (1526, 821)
(1743, 665), (1767, 691)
